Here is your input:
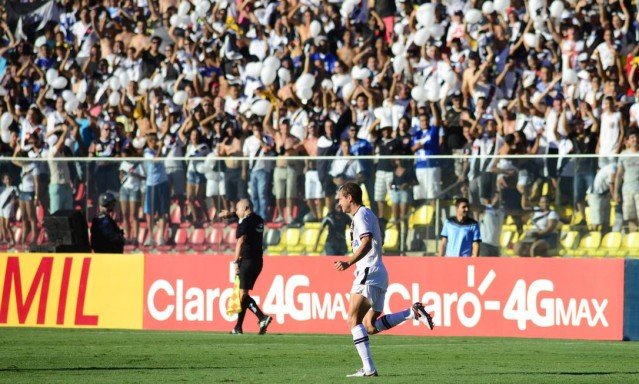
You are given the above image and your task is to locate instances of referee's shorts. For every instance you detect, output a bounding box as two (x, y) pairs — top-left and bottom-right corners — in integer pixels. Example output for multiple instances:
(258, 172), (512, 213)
(238, 258), (263, 290)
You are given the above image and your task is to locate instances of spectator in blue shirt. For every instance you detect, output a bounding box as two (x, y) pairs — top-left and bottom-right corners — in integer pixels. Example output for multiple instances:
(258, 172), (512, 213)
(411, 107), (442, 203)
(439, 198), (481, 257)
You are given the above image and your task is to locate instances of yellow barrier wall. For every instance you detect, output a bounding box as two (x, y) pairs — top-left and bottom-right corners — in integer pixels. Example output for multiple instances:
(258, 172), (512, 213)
(0, 253), (143, 329)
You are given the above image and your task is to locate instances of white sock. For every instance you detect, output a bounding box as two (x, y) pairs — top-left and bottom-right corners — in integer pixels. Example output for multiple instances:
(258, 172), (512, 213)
(351, 324), (376, 373)
(374, 308), (412, 332)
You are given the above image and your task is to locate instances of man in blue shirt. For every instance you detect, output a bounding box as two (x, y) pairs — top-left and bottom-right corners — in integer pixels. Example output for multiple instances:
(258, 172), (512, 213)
(411, 110), (442, 202)
(439, 198), (481, 257)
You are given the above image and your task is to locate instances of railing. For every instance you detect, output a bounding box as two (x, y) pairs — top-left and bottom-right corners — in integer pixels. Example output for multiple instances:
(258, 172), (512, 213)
(3, 152), (638, 257)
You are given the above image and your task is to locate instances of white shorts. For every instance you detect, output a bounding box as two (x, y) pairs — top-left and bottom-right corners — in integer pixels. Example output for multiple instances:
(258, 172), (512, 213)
(413, 167), (441, 200)
(622, 192), (639, 221)
(304, 170), (323, 200)
(351, 284), (386, 313)
(587, 193), (611, 226)
(206, 171), (226, 197)
(0, 202), (14, 219)
(374, 170), (394, 201)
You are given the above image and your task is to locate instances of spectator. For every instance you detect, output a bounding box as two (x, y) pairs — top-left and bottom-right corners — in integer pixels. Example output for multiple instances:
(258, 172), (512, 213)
(0, 174), (17, 246)
(373, 125), (396, 220)
(411, 107), (442, 204)
(316, 205), (351, 256)
(12, 133), (42, 245)
(598, 96), (624, 168)
(219, 123), (246, 214)
(119, 144), (145, 245)
(179, 114), (210, 225)
(516, 195), (560, 257)
(614, 130), (639, 231)
(588, 163), (617, 233)
(317, 119), (339, 213)
(273, 118), (301, 223)
(88, 121), (120, 198)
(330, 140), (364, 188)
(45, 123), (73, 214)
(478, 194), (505, 257)
(301, 120), (323, 221)
(243, 121), (274, 221)
(389, 158), (412, 253)
(143, 132), (169, 246)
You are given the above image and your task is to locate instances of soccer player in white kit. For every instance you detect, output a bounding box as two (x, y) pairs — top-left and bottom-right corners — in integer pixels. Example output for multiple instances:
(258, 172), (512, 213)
(334, 182), (434, 377)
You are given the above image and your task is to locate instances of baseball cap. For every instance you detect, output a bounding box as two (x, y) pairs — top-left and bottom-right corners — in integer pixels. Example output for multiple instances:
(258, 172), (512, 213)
(99, 192), (116, 207)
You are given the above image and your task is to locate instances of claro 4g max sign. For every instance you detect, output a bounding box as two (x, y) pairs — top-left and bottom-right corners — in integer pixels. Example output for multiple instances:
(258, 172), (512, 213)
(144, 256), (625, 340)
(0, 253), (626, 339)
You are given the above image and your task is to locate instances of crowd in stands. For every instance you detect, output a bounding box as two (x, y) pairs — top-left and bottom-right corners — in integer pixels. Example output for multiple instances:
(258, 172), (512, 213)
(0, 0), (638, 253)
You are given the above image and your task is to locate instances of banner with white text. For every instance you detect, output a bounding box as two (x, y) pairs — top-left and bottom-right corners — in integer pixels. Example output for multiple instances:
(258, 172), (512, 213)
(143, 255), (624, 340)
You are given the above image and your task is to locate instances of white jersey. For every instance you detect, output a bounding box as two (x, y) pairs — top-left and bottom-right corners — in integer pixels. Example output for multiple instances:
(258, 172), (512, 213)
(350, 206), (388, 289)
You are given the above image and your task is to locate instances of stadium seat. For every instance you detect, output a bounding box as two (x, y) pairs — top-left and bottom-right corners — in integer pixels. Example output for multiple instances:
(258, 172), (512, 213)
(223, 227), (237, 250)
(36, 205), (44, 224)
(574, 231), (602, 257)
(311, 229), (329, 256)
(298, 226), (321, 254)
(137, 227), (148, 247)
(74, 183), (85, 201)
(207, 227), (224, 252)
(190, 228), (207, 252)
(169, 204), (182, 225)
(615, 232), (639, 258)
(409, 205), (434, 228)
(592, 232), (622, 257)
(382, 224), (400, 253)
(499, 231), (514, 254)
(173, 228), (190, 252)
(362, 185), (371, 207)
(503, 231), (520, 257)
(37, 230), (48, 245)
(268, 226), (302, 255)
(559, 231), (580, 256)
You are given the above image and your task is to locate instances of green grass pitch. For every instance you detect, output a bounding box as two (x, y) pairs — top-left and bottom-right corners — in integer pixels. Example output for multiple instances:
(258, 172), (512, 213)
(1, 328), (639, 383)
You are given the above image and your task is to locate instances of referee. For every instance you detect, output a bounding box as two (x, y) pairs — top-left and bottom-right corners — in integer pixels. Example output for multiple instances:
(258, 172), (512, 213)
(438, 198), (481, 257)
(219, 199), (272, 335)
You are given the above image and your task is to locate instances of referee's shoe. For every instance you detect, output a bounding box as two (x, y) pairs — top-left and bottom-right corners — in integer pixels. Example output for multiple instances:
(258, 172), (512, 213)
(258, 315), (272, 335)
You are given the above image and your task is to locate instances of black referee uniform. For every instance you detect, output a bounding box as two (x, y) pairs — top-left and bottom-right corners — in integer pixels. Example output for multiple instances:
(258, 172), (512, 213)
(237, 212), (265, 290)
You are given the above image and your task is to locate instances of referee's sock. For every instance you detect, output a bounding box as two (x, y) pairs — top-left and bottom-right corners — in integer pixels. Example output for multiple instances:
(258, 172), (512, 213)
(244, 295), (265, 319)
(374, 308), (412, 332)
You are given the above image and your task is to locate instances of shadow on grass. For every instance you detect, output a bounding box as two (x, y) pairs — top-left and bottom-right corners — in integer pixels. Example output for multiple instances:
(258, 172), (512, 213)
(491, 371), (639, 376)
(1, 366), (228, 372)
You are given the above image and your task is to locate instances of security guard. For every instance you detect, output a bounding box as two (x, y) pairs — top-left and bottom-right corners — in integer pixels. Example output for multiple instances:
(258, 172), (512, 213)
(90, 192), (125, 253)
(219, 199), (272, 334)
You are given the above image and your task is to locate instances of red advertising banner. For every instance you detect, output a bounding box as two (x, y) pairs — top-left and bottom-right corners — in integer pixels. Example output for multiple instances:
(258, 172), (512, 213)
(143, 255), (625, 340)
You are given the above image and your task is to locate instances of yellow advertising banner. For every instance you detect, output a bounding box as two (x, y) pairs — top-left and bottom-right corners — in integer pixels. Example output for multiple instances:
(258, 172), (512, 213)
(0, 253), (143, 329)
